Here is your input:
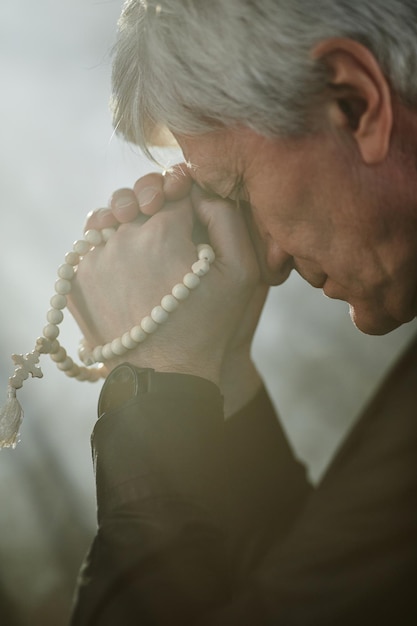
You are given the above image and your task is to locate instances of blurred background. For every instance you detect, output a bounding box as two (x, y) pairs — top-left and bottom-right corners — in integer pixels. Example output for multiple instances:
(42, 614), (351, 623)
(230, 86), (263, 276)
(1, 1), (416, 624)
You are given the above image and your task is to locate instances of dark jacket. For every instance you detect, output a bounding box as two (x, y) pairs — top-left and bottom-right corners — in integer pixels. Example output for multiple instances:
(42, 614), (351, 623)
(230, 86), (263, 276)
(71, 336), (417, 625)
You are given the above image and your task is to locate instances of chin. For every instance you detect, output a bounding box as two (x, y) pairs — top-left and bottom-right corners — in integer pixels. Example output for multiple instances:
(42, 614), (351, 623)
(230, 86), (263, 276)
(349, 304), (405, 336)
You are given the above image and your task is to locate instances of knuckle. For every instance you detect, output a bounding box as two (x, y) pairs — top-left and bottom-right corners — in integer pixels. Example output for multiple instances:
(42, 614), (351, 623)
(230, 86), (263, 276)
(133, 172), (163, 193)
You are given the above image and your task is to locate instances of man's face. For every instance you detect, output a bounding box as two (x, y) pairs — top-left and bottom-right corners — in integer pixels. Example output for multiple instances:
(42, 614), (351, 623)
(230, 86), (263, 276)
(175, 127), (417, 335)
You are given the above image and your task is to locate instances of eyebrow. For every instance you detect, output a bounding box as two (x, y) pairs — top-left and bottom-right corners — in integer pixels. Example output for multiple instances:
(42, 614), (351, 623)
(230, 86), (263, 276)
(187, 164), (232, 198)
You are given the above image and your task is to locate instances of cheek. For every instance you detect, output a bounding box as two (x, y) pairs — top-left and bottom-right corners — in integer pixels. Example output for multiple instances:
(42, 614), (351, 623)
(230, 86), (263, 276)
(244, 201), (280, 258)
(348, 300), (404, 335)
(246, 189), (287, 243)
(248, 173), (316, 242)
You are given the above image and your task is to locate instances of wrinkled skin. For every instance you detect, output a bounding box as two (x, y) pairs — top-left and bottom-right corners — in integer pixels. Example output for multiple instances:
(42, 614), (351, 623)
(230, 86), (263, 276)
(71, 176), (267, 415)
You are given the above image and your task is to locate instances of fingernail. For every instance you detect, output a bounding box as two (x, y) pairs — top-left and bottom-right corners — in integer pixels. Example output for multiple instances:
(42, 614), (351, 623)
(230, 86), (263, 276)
(86, 208), (109, 220)
(112, 194), (135, 211)
(138, 187), (159, 207)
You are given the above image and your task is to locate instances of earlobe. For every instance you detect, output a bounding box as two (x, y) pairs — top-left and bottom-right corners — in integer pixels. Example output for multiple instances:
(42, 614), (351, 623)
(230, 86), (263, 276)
(311, 38), (393, 164)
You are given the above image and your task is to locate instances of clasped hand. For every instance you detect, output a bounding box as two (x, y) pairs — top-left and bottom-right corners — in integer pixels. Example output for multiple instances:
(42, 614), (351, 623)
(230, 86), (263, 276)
(68, 166), (267, 413)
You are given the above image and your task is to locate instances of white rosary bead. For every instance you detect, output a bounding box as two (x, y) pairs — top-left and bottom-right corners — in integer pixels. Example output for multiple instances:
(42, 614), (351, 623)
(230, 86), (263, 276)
(55, 278), (72, 295)
(50, 294), (67, 310)
(111, 338), (127, 357)
(172, 283), (190, 300)
(65, 251), (80, 266)
(73, 239), (91, 256)
(197, 244), (215, 263)
(57, 263), (75, 280)
(93, 346), (104, 363)
(78, 343), (95, 366)
(81, 353), (95, 367)
(121, 332), (138, 350)
(89, 366), (106, 382)
(50, 347), (67, 363)
(183, 272), (201, 290)
(79, 368), (94, 382)
(84, 229), (103, 246)
(35, 337), (52, 354)
(43, 324), (60, 340)
(130, 326), (147, 343)
(101, 344), (114, 361)
(49, 340), (60, 354)
(161, 294), (179, 313)
(151, 306), (169, 324)
(101, 228), (116, 242)
(66, 366), (80, 378)
(58, 357), (74, 371)
(141, 316), (158, 334)
(76, 368), (91, 381)
(47, 309), (64, 325)
(192, 259), (210, 277)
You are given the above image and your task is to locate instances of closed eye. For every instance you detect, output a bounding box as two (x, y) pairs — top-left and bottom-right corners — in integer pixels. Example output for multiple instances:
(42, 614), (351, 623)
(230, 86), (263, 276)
(196, 175), (248, 208)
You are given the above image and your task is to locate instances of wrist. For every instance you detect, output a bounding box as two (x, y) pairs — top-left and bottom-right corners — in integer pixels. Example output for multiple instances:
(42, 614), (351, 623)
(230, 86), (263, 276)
(108, 336), (222, 387)
(98, 363), (221, 417)
(122, 352), (221, 387)
(220, 349), (263, 418)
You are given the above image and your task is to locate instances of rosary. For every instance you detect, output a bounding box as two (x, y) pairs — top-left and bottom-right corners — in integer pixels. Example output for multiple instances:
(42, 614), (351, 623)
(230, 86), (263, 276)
(0, 224), (215, 448)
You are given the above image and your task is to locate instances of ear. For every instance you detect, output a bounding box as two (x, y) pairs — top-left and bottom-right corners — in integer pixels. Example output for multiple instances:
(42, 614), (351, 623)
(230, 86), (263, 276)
(311, 38), (393, 164)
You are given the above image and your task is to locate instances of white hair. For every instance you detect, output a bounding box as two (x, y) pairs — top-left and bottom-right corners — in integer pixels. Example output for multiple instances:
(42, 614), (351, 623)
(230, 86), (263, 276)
(111, 0), (417, 154)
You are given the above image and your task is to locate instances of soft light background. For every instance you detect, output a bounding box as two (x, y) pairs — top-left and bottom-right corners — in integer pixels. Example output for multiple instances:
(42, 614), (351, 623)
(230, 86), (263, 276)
(1, 2), (416, 624)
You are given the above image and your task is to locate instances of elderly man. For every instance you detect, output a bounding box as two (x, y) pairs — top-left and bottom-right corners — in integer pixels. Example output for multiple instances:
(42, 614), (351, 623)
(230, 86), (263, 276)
(70, 1), (417, 624)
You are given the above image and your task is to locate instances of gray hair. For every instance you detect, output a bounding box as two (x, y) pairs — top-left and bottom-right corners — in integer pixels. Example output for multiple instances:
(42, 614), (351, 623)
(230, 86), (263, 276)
(111, 0), (417, 154)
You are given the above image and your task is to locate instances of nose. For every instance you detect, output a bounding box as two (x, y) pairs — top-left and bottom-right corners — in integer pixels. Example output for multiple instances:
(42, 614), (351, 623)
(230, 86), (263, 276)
(265, 242), (294, 285)
(293, 258), (327, 288)
(250, 228), (294, 285)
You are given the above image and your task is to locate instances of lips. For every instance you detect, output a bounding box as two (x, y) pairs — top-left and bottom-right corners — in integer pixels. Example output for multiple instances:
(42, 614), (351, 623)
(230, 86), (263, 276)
(322, 278), (344, 299)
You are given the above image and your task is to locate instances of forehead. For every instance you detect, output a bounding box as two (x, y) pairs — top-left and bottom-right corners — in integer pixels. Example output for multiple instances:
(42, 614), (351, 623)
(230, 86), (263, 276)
(175, 130), (241, 191)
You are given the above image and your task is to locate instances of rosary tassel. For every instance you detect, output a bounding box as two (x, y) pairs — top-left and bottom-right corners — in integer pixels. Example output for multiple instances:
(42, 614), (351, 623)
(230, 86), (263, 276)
(0, 350), (43, 449)
(0, 386), (23, 449)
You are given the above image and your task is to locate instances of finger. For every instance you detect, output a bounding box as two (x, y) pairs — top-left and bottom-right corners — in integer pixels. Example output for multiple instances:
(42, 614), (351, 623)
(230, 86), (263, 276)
(84, 208), (118, 231)
(162, 163), (193, 200)
(139, 197), (195, 244)
(191, 185), (259, 277)
(133, 172), (165, 216)
(67, 247), (106, 346)
(109, 187), (140, 223)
